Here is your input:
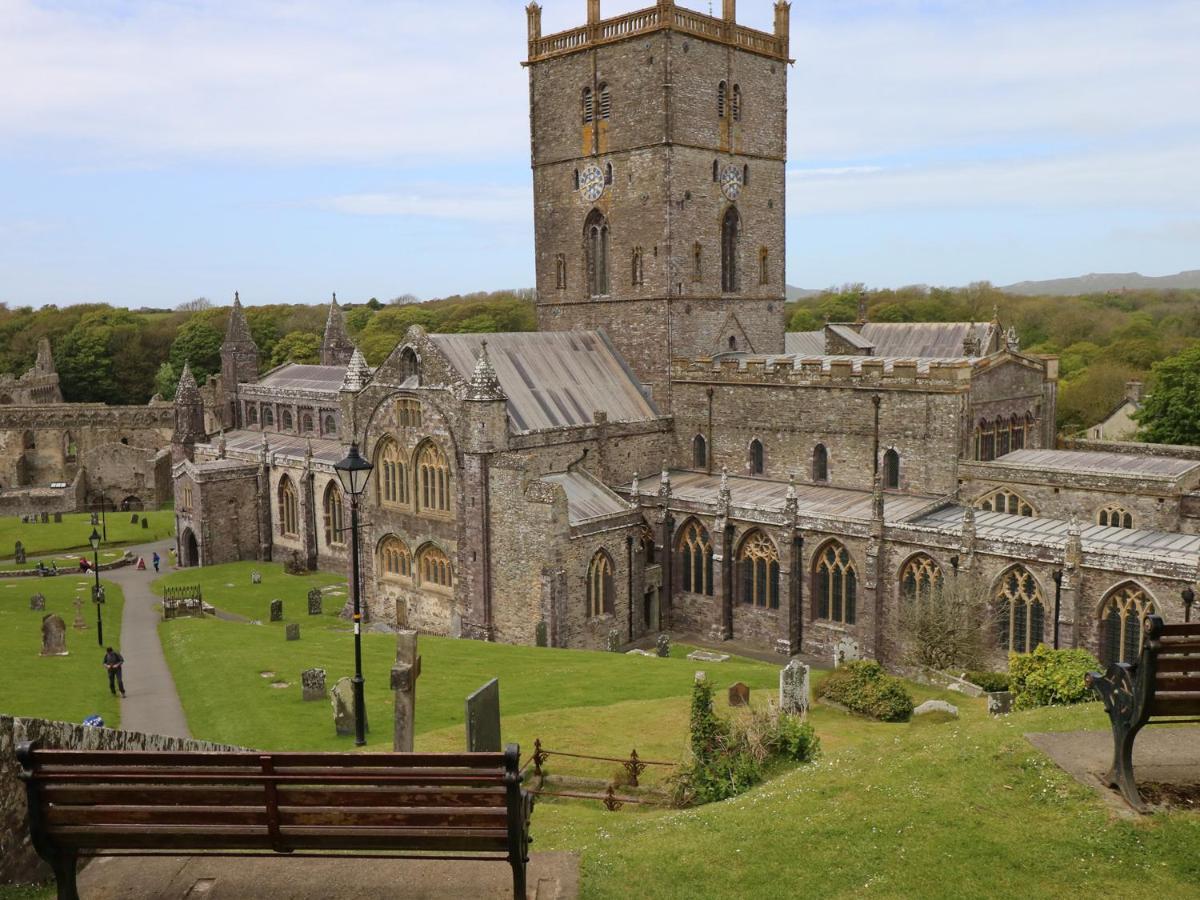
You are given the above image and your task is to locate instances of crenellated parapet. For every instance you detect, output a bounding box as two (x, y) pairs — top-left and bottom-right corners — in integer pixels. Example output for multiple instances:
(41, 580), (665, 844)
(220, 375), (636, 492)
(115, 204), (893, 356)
(671, 354), (976, 390)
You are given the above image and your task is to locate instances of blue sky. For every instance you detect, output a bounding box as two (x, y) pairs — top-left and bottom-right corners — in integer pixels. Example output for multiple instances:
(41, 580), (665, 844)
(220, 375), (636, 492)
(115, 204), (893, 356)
(0, 0), (1197, 308)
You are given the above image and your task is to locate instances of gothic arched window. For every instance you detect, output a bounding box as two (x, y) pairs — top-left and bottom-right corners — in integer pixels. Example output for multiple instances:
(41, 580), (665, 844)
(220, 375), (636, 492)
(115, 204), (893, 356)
(1010, 413), (1026, 451)
(975, 419), (995, 461)
(279, 476), (299, 537)
(584, 209), (610, 297)
(813, 541), (857, 624)
(417, 441), (452, 513)
(323, 415), (336, 435)
(374, 438), (409, 507)
(1097, 506), (1134, 529)
(977, 488), (1035, 517)
(378, 534), (412, 580)
(263, 407), (274, 427)
(692, 434), (707, 469)
(640, 526), (656, 565)
(582, 86), (593, 124)
(883, 448), (900, 489)
(749, 438), (764, 476)
(247, 405), (258, 425)
(738, 530), (780, 609)
(281, 410), (293, 430)
(323, 482), (345, 547)
(678, 519), (714, 596)
(399, 347), (419, 382)
(900, 554), (943, 609)
(717, 81), (726, 118)
(1100, 583), (1156, 666)
(418, 544), (453, 590)
(301, 413), (314, 433)
(813, 444), (829, 482)
(995, 566), (1045, 654)
(721, 207), (739, 293)
(587, 550), (615, 617)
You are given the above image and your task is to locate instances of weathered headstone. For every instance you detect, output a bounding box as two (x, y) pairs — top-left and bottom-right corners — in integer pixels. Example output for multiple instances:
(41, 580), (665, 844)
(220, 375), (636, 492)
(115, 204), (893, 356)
(728, 682), (751, 707)
(269, 599), (283, 622)
(40, 512), (48, 523)
(686, 650), (730, 663)
(53, 512), (62, 523)
(285, 623), (300, 641)
(391, 630), (421, 751)
(251, 570), (262, 585)
(307, 588), (323, 616)
(141, 517), (148, 529)
(465, 678), (501, 752)
(606, 628), (621, 653)
(656, 633), (671, 658)
(283, 550), (307, 575)
(301, 668), (326, 701)
(331, 676), (360, 736)
(14, 541), (26, 564)
(72, 597), (87, 631)
(90, 512), (99, 526)
(40, 614), (67, 656)
(833, 636), (861, 669)
(130, 513), (139, 524)
(913, 700), (958, 718)
(29, 593), (45, 611)
(779, 659), (811, 716)
(987, 691), (1014, 716)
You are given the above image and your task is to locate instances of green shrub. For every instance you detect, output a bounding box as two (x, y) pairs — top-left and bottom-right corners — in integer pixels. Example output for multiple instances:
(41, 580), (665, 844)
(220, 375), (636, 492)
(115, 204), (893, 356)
(770, 713), (821, 762)
(1008, 646), (1100, 709)
(964, 671), (1010, 693)
(818, 660), (914, 722)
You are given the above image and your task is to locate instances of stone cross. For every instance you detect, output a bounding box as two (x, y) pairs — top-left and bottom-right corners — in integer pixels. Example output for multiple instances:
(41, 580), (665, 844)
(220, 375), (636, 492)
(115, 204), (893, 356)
(391, 630), (421, 752)
(14, 541), (25, 564)
(41, 614), (67, 656)
(72, 597), (87, 631)
(301, 668), (326, 701)
(779, 660), (810, 716)
(307, 588), (323, 616)
(269, 599), (283, 622)
(29, 593), (45, 611)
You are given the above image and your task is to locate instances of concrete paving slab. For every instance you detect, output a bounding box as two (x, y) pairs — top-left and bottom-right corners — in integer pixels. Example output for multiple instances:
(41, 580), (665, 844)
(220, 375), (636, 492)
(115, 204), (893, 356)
(77, 852), (579, 900)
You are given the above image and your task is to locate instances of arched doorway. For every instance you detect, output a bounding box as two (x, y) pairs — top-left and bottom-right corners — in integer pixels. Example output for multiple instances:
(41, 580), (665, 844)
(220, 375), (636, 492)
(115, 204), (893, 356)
(122, 496), (145, 511)
(180, 529), (200, 568)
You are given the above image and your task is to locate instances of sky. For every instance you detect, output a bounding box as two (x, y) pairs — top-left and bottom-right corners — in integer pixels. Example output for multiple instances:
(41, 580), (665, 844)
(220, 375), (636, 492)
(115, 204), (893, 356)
(0, 0), (1197, 308)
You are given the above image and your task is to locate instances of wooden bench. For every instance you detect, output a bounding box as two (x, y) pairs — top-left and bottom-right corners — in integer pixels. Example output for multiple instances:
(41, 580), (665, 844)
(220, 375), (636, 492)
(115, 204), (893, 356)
(17, 742), (534, 900)
(1086, 615), (1200, 811)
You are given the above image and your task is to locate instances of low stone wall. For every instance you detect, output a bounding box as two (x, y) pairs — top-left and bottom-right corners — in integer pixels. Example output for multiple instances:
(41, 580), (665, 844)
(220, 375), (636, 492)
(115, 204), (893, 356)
(1059, 436), (1200, 461)
(0, 715), (243, 884)
(0, 552), (135, 579)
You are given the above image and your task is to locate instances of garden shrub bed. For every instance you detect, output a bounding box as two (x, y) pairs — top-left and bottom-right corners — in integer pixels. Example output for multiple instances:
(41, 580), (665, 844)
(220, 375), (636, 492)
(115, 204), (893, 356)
(1009, 646), (1100, 709)
(817, 660), (914, 722)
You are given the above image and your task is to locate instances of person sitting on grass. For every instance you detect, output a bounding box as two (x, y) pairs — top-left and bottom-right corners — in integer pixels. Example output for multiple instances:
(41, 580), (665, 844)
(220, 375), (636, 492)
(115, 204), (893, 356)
(79, 557), (91, 573)
(103, 647), (126, 697)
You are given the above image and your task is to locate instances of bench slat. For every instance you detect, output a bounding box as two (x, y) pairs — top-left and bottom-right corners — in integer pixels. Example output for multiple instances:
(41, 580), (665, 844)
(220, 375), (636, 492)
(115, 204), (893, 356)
(1159, 623), (1200, 637)
(46, 805), (507, 829)
(41, 785), (507, 808)
(1157, 639), (1200, 653)
(1155, 675), (1200, 693)
(1148, 693), (1200, 717)
(28, 751), (506, 770)
(1154, 658), (1200, 674)
(31, 772), (507, 787)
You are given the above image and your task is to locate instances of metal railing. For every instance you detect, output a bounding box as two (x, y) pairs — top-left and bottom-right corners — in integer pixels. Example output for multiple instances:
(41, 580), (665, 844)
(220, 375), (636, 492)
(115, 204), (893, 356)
(519, 738), (676, 811)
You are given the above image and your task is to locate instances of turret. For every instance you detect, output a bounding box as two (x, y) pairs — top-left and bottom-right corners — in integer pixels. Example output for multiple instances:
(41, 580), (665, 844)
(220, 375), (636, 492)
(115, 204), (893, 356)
(460, 340), (509, 453)
(172, 361), (207, 463)
(220, 291), (259, 429)
(320, 293), (356, 367)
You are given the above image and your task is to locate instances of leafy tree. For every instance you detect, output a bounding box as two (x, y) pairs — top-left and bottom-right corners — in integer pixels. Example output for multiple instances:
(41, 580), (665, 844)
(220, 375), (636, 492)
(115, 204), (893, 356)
(1135, 344), (1200, 444)
(271, 331), (321, 367)
(154, 361), (178, 400)
(787, 308), (820, 331)
(1057, 361), (1141, 435)
(168, 309), (226, 385)
(57, 308), (156, 403)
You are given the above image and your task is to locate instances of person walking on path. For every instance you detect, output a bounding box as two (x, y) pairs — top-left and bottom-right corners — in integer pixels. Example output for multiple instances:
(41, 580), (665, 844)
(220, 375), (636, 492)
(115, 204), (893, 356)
(103, 647), (126, 697)
(152, 551), (160, 573)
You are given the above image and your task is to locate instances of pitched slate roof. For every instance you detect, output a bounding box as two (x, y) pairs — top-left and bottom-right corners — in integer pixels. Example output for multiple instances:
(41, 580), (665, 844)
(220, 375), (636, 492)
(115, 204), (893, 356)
(993, 449), (1200, 479)
(785, 322), (995, 358)
(257, 364), (350, 394)
(540, 470), (631, 524)
(209, 429), (345, 465)
(429, 331), (661, 433)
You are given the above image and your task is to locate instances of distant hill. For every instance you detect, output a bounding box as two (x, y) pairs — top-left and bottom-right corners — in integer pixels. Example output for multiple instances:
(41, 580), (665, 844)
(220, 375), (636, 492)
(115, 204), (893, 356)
(786, 285), (821, 300)
(999, 270), (1200, 296)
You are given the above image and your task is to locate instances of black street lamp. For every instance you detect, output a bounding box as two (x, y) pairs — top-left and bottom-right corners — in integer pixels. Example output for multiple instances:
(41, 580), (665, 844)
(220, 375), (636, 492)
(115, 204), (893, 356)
(334, 442), (374, 747)
(89, 527), (104, 647)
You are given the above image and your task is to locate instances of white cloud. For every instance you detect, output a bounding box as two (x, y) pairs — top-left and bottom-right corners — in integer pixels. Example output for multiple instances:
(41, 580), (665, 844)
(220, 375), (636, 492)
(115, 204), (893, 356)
(322, 184), (531, 223)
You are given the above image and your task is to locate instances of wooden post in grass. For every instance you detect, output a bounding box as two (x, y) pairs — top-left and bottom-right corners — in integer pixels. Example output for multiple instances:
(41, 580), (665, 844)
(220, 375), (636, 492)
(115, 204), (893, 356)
(391, 630), (420, 751)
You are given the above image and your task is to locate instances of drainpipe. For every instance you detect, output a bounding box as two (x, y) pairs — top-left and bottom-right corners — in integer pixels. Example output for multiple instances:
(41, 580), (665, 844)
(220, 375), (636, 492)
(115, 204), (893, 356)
(626, 534), (634, 643)
(706, 386), (714, 475)
(1052, 569), (1063, 649)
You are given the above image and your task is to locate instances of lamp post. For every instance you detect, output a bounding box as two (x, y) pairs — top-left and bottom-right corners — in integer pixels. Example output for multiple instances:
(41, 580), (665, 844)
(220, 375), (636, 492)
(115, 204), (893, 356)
(334, 442), (374, 747)
(1184, 587), (1196, 624)
(89, 527), (104, 647)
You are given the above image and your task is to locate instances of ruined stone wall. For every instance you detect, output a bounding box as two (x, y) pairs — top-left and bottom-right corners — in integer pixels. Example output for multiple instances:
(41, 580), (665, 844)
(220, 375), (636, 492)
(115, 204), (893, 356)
(79, 443), (172, 509)
(0, 716), (241, 885)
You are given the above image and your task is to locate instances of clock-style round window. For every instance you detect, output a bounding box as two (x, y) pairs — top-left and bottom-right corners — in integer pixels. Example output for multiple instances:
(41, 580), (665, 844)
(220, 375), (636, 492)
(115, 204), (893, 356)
(720, 164), (742, 201)
(579, 165), (605, 202)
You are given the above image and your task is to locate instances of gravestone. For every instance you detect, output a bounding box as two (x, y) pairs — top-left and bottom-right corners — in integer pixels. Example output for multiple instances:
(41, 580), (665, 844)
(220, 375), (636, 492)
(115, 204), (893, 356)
(130, 513), (140, 524)
(285, 623), (300, 641)
(72, 597), (87, 631)
(40, 512), (48, 524)
(301, 668), (326, 701)
(656, 633), (671, 658)
(141, 517), (148, 529)
(90, 512), (99, 526)
(391, 630), (421, 751)
(913, 700), (958, 718)
(331, 676), (360, 736)
(779, 660), (811, 716)
(14, 541), (26, 564)
(728, 682), (750, 707)
(465, 678), (501, 753)
(29, 593), (45, 611)
(269, 599), (283, 622)
(833, 636), (861, 669)
(40, 614), (67, 656)
(606, 628), (621, 653)
(251, 570), (262, 585)
(307, 588), (323, 616)
(283, 550), (307, 575)
(987, 691), (1014, 716)
(53, 512), (62, 523)
(686, 650), (730, 663)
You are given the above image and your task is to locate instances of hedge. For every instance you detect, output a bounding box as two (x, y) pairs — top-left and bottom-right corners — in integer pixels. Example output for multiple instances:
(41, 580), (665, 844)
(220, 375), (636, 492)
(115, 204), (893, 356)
(1008, 646), (1100, 709)
(818, 660), (914, 722)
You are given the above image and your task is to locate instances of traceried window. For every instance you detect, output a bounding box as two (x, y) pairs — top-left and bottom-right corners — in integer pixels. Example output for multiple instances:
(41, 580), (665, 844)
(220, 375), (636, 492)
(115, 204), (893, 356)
(556, 254), (567, 290)
(995, 566), (1045, 654)
(640, 526), (656, 565)
(586, 550), (614, 617)
(731, 84), (742, 121)
(582, 86), (593, 124)
(302, 413), (314, 433)
(584, 209), (610, 297)
(749, 439), (764, 475)
(418, 545), (453, 590)
(721, 207), (739, 293)
(263, 407), (274, 427)
(417, 441), (452, 513)
(900, 554), (943, 609)
(598, 83), (611, 120)
(631, 246), (644, 286)
(975, 419), (994, 461)
(692, 434), (707, 469)
(375, 438), (409, 507)
(758, 247), (769, 285)
(281, 410), (294, 430)
(247, 405), (258, 425)
(977, 488), (1035, 517)
(279, 476), (299, 537)
(883, 448), (900, 490)
(717, 80), (727, 118)
(378, 535), (412, 580)
(813, 444), (829, 482)
(738, 530), (780, 609)
(1009, 413), (1026, 451)
(1097, 506), (1133, 529)
(397, 399), (422, 429)
(1100, 583), (1156, 666)
(323, 414), (336, 435)
(677, 519), (714, 596)
(814, 541), (857, 624)
(323, 482), (345, 547)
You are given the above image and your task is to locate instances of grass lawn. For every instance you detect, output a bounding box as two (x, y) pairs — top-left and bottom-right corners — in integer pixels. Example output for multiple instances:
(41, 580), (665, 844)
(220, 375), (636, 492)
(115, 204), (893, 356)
(0, 574), (124, 727)
(151, 561), (347, 623)
(0, 509), (175, 563)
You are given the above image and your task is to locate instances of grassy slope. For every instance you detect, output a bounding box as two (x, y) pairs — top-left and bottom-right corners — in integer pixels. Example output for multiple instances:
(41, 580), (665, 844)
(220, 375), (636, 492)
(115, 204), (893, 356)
(151, 561), (347, 623)
(0, 510), (175, 563)
(0, 575), (124, 726)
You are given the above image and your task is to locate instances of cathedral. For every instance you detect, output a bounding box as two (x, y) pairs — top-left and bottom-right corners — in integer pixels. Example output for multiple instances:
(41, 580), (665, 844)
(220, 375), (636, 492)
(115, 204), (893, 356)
(172, 0), (1200, 670)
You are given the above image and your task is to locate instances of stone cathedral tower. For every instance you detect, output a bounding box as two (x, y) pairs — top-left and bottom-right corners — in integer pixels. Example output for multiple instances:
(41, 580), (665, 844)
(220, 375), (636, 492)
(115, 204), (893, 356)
(525, 0), (790, 407)
(219, 292), (260, 429)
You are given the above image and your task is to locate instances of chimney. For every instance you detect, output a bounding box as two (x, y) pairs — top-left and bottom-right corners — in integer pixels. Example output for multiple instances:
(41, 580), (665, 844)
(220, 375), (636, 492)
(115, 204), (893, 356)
(1126, 380), (1144, 404)
(526, 3), (542, 43)
(723, 0), (736, 23)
